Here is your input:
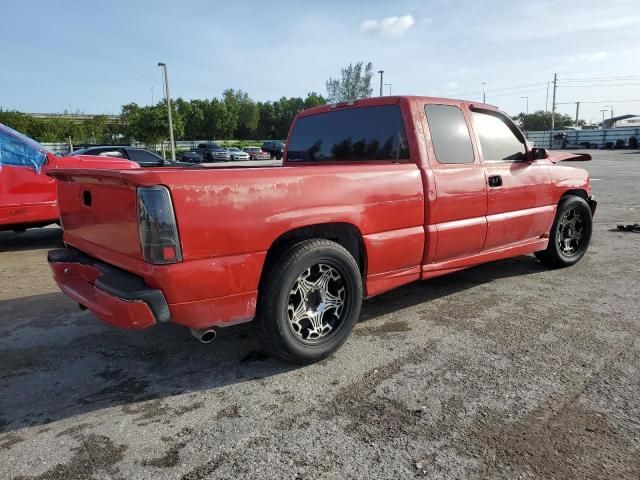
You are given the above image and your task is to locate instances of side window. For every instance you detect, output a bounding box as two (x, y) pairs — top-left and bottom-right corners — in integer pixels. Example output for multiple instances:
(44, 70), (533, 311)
(97, 149), (124, 158)
(472, 111), (526, 161)
(128, 149), (163, 164)
(424, 104), (474, 164)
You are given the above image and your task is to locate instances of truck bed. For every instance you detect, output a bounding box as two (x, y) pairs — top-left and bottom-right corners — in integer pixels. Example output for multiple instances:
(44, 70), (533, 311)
(50, 164), (426, 300)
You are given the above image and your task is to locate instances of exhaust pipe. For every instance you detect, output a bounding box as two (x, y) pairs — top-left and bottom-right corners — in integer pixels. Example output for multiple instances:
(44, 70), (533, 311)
(190, 327), (217, 344)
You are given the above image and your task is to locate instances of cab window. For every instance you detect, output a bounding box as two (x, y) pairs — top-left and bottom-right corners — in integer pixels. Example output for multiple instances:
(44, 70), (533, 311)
(424, 104), (474, 164)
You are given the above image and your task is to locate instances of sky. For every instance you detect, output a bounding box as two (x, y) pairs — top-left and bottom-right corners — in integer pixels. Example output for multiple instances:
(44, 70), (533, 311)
(1, 0), (638, 123)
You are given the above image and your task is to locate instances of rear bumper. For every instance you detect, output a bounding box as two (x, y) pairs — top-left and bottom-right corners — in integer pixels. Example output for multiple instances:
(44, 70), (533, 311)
(48, 248), (169, 329)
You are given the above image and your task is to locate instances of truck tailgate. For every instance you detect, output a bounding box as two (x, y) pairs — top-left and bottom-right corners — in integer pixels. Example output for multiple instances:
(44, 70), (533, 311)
(56, 173), (143, 260)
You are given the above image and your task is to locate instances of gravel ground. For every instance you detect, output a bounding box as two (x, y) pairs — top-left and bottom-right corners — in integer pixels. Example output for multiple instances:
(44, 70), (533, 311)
(1, 150), (639, 480)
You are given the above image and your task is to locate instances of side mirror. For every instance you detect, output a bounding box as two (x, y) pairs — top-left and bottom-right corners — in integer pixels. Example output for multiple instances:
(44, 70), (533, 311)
(531, 147), (548, 160)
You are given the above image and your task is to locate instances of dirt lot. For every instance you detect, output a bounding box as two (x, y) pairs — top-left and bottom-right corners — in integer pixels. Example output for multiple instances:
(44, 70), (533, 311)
(1, 150), (639, 479)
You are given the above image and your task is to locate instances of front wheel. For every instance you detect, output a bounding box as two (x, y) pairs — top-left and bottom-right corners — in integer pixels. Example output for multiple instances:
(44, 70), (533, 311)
(535, 195), (593, 268)
(258, 239), (362, 364)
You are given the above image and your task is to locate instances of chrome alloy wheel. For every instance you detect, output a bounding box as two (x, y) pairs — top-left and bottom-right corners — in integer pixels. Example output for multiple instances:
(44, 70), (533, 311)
(287, 263), (346, 343)
(557, 208), (584, 256)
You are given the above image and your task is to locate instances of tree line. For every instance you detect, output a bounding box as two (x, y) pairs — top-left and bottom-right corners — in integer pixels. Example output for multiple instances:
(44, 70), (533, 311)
(511, 111), (584, 131)
(0, 90), (326, 144)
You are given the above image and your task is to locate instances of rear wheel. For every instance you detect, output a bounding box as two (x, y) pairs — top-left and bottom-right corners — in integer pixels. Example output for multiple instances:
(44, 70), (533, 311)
(535, 195), (592, 268)
(258, 239), (362, 364)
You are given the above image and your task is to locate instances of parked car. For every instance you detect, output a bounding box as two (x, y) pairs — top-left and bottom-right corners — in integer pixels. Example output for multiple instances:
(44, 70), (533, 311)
(243, 146), (271, 160)
(48, 96), (596, 364)
(261, 140), (286, 160)
(227, 147), (250, 161)
(180, 150), (204, 163)
(0, 123), (138, 233)
(195, 143), (230, 162)
(70, 146), (166, 167)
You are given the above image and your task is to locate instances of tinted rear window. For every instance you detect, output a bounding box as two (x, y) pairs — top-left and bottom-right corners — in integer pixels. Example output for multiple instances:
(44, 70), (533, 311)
(286, 105), (409, 162)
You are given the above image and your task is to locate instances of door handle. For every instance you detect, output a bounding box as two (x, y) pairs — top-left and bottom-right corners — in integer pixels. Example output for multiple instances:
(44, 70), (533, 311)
(488, 175), (502, 187)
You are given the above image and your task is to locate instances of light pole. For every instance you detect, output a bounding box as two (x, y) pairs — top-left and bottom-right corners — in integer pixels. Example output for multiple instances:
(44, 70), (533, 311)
(520, 96), (529, 115)
(482, 82), (486, 102)
(378, 70), (384, 97)
(384, 83), (392, 96)
(600, 109), (607, 125)
(158, 62), (176, 161)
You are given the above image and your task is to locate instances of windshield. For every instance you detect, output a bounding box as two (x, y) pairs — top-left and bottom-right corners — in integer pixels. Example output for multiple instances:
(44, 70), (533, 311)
(0, 123), (49, 172)
(70, 148), (90, 155)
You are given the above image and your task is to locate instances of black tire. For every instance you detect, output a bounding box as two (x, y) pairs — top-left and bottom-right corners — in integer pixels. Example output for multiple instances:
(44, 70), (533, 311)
(258, 239), (362, 364)
(535, 195), (592, 268)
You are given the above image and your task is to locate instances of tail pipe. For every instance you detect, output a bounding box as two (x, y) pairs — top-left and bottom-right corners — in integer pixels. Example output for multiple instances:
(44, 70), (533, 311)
(190, 327), (217, 344)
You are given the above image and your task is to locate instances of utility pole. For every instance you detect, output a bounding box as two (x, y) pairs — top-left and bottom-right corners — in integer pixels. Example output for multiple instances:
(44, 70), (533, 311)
(385, 83), (392, 96)
(378, 70), (384, 96)
(574, 101), (580, 127)
(605, 105), (614, 128)
(550, 73), (558, 140)
(482, 82), (486, 103)
(158, 62), (176, 161)
(605, 105), (613, 119)
(545, 81), (550, 112)
(520, 96), (529, 115)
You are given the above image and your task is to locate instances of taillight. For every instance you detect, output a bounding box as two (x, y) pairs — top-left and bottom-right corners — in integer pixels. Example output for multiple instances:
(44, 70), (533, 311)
(137, 186), (182, 264)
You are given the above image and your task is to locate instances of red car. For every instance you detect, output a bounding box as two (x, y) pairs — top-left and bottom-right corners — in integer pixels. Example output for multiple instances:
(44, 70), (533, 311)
(242, 146), (271, 160)
(0, 124), (138, 232)
(48, 96), (595, 363)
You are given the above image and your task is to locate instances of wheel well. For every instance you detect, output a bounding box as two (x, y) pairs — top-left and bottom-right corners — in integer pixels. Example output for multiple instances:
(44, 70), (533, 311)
(259, 223), (366, 291)
(560, 189), (588, 201)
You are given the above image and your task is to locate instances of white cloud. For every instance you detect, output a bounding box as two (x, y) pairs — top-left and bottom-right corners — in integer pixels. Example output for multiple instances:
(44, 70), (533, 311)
(569, 51), (609, 63)
(592, 16), (640, 30)
(360, 15), (415, 37)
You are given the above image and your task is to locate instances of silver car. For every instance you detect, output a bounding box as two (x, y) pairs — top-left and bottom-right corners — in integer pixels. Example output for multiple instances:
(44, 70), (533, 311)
(210, 148), (230, 162)
(228, 147), (250, 161)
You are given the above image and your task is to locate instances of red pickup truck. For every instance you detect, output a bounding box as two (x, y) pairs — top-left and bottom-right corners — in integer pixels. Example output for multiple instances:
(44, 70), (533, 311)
(48, 97), (595, 363)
